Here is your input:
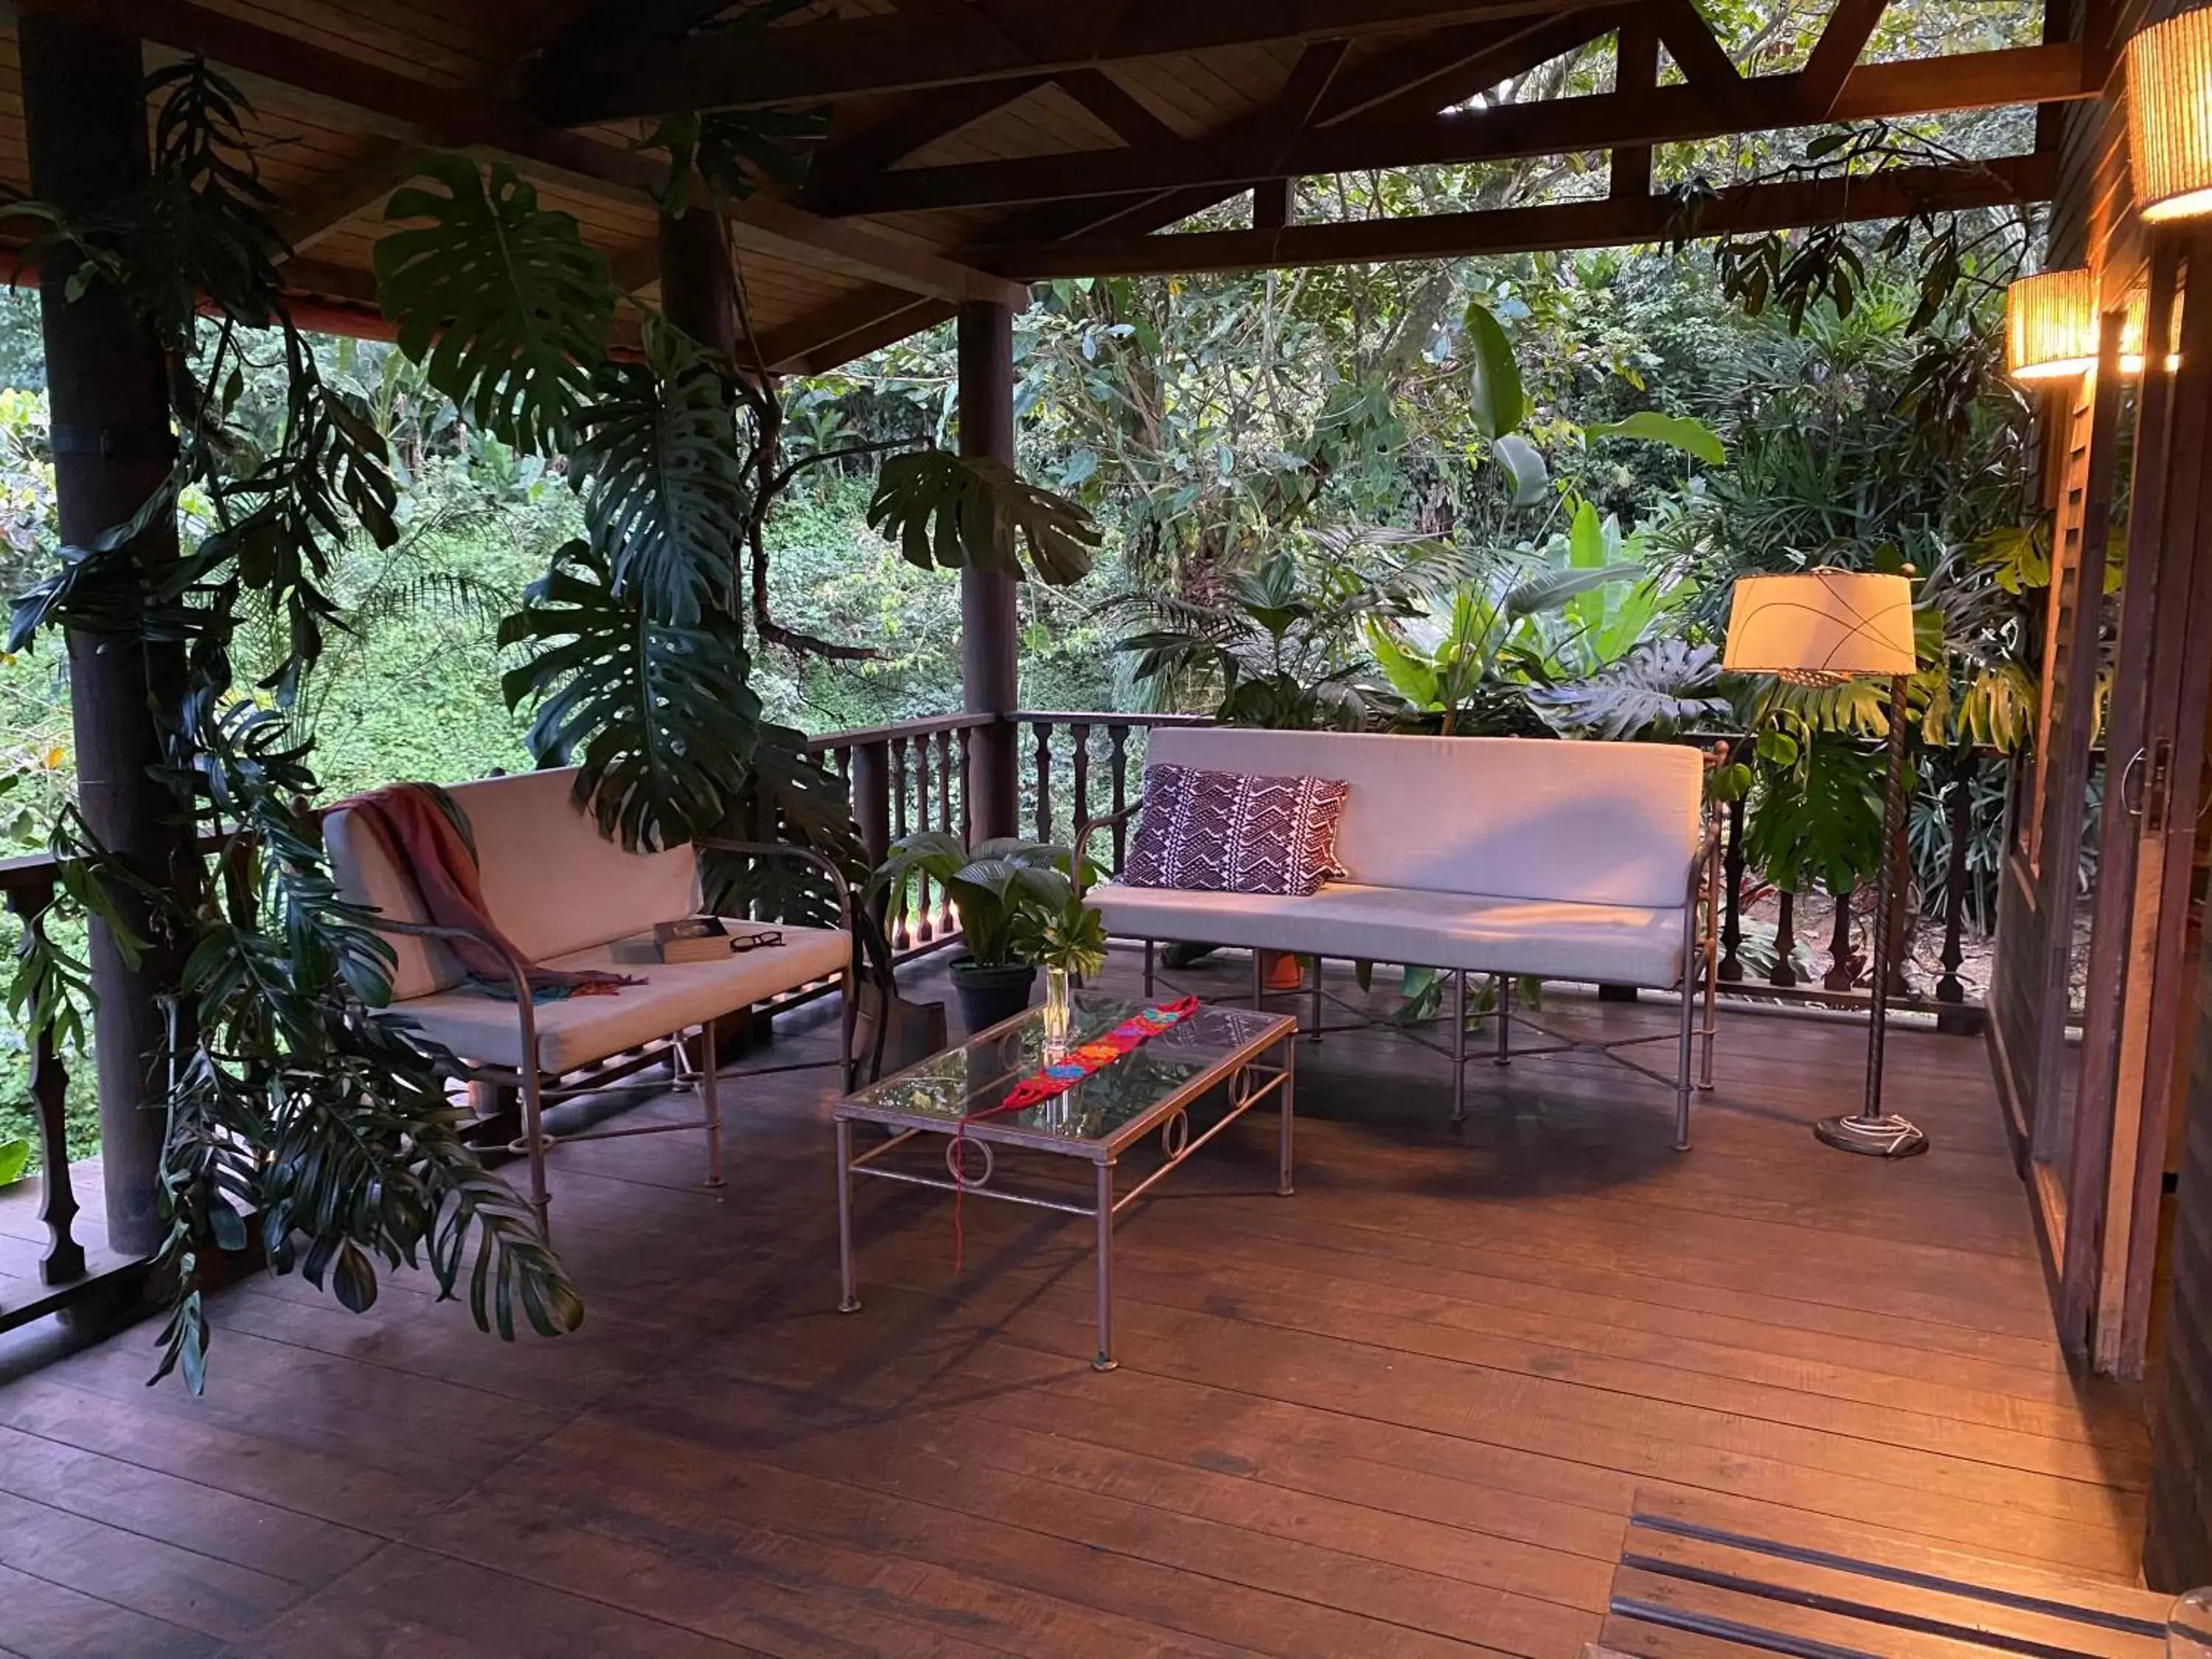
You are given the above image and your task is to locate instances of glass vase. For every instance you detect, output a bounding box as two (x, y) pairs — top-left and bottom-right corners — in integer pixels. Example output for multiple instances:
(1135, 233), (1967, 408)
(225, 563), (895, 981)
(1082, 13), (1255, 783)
(1043, 964), (1074, 1044)
(2171, 1587), (2212, 1657)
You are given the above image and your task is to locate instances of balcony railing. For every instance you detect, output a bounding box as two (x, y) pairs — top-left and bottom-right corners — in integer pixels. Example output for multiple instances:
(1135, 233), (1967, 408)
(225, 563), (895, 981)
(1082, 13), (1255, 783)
(1, 710), (2020, 1336)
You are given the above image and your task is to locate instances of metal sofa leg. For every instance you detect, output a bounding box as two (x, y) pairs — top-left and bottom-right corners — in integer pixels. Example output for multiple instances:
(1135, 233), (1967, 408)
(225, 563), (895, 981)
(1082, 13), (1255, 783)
(701, 1018), (726, 1189)
(1700, 923), (1719, 1093)
(520, 1066), (552, 1238)
(1494, 974), (1513, 1068)
(1307, 955), (1323, 1045)
(839, 967), (860, 1095)
(1674, 967), (1695, 1153)
(1252, 950), (1265, 1012)
(1143, 939), (1155, 998)
(1451, 970), (1469, 1124)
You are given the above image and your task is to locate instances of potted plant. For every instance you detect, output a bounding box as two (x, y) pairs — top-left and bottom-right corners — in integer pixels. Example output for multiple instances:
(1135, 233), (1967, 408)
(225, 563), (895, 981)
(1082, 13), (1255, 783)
(869, 831), (1092, 1032)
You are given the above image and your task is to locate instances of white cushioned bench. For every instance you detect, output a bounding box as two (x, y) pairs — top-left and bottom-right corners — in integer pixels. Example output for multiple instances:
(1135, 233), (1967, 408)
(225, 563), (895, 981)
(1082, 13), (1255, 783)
(326, 766), (855, 1231)
(1081, 728), (1717, 1147)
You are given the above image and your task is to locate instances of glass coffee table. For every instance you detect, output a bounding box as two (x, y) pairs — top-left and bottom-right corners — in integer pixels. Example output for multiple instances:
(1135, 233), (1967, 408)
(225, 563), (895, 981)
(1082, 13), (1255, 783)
(834, 993), (1296, 1371)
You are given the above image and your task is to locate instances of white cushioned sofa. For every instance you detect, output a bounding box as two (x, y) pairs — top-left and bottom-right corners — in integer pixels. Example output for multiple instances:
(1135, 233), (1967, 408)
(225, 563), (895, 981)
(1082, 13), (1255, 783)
(325, 766), (854, 1231)
(1080, 728), (1717, 1147)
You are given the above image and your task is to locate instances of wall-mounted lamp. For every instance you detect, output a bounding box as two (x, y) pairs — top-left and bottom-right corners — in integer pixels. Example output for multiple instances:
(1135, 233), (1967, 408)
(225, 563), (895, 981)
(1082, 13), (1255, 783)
(2005, 268), (2099, 382)
(2130, 7), (2212, 224)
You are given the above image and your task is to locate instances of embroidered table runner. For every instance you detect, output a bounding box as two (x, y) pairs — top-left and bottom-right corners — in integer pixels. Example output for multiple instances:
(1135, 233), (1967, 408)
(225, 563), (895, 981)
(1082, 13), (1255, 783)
(947, 995), (1201, 1267)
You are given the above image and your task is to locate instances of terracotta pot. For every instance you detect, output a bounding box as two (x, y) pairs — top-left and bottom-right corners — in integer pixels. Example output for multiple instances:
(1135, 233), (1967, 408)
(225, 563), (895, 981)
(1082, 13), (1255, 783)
(1260, 949), (1305, 992)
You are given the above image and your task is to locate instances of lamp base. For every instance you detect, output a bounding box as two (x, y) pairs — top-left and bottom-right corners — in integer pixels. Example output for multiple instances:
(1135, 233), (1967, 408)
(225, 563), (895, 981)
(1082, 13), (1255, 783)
(1815, 1113), (1930, 1158)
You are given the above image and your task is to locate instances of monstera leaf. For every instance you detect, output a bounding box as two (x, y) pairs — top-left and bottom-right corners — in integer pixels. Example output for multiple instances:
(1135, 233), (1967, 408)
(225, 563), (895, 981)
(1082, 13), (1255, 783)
(498, 538), (759, 852)
(702, 721), (864, 931)
(571, 330), (749, 625)
(375, 156), (615, 453)
(1527, 639), (1731, 740)
(866, 451), (1101, 584)
(1742, 737), (1890, 898)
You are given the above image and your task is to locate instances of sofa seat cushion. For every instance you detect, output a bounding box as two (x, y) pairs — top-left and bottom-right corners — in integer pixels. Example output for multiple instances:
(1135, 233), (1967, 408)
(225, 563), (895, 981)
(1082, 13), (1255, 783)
(1089, 882), (1686, 988)
(387, 924), (850, 1075)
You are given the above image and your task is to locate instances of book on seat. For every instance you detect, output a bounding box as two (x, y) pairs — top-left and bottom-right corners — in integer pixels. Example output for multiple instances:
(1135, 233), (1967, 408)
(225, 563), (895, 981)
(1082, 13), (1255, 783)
(654, 916), (733, 963)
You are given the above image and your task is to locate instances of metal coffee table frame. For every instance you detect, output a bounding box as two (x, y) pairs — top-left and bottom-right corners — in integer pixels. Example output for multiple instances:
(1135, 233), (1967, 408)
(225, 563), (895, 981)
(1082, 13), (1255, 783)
(833, 1001), (1297, 1371)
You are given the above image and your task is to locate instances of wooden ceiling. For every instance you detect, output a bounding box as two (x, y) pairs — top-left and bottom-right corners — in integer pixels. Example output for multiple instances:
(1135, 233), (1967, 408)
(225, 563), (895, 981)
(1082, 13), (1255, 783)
(11, 0), (2101, 372)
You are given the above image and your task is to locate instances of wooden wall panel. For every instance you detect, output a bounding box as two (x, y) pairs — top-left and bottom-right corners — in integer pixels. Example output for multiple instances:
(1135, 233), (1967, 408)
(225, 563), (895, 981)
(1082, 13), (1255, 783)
(2149, 930), (2212, 1587)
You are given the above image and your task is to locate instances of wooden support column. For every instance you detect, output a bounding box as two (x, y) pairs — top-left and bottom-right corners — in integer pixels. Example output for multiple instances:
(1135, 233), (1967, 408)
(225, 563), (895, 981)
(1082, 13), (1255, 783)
(658, 205), (739, 364)
(958, 299), (1020, 841)
(20, 13), (198, 1259)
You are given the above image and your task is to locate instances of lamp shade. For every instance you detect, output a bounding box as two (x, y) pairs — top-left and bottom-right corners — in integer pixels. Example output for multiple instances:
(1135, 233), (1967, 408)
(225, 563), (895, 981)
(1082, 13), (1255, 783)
(2005, 268), (2098, 381)
(1722, 571), (1917, 684)
(2129, 7), (2212, 223)
(2120, 285), (2186, 375)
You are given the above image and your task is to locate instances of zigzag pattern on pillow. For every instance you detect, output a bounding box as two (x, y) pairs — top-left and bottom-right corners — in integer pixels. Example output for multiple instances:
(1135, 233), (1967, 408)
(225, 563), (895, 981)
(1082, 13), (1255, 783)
(1121, 764), (1349, 897)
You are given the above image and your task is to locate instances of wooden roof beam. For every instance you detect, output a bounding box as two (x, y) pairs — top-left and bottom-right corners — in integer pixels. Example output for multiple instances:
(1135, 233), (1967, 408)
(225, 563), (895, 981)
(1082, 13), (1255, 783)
(270, 139), (425, 257)
(1310, 7), (1623, 128)
(981, 150), (2057, 278)
(825, 41), (2092, 215)
(804, 77), (1049, 205)
(1056, 69), (1184, 147)
(37, 0), (1027, 310)
(534, 0), (1621, 122)
(1800, 0), (1891, 116)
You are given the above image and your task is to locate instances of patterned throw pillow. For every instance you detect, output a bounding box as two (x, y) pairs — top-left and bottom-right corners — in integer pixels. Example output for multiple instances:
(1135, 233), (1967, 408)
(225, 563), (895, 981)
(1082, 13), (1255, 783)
(1122, 765), (1350, 896)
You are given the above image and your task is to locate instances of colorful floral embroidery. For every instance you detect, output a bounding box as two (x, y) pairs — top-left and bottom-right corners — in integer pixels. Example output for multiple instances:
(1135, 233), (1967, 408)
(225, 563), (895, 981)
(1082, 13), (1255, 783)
(995, 996), (1200, 1112)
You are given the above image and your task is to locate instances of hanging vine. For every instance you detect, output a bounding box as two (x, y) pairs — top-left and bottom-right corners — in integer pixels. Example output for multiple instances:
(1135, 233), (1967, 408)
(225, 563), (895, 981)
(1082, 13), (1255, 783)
(4, 50), (1096, 1389)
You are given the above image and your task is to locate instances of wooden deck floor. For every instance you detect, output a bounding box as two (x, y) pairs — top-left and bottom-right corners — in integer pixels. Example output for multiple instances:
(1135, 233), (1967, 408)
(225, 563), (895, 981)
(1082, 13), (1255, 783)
(0, 950), (2151, 1658)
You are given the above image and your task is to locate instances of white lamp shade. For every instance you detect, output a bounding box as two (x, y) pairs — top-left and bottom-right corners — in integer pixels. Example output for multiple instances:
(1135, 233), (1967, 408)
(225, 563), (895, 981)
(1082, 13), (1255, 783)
(1722, 571), (1917, 681)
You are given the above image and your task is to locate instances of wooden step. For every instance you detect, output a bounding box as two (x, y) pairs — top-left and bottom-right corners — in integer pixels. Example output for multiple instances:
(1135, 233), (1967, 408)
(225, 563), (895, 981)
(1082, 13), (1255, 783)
(1602, 1488), (2172, 1658)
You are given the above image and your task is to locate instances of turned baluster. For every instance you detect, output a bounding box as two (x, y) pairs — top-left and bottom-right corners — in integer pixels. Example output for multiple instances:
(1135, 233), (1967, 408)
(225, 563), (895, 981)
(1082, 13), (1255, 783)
(1069, 723), (1091, 852)
(1032, 720), (1054, 841)
(1823, 888), (1858, 992)
(1769, 890), (1798, 987)
(911, 734), (934, 943)
(888, 737), (911, 947)
(957, 725), (976, 845)
(1719, 795), (1746, 982)
(1936, 750), (1975, 1006)
(1108, 725), (1131, 872)
(5, 878), (86, 1285)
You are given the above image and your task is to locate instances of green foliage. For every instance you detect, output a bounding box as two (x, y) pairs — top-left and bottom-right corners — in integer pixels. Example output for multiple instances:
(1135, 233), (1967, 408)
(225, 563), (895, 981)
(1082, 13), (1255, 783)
(1739, 728), (1893, 897)
(1011, 894), (1110, 981)
(869, 832), (1086, 968)
(867, 451), (1102, 583)
(498, 537), (760, 852)
(375, 156), (615, 453)
(570, 325), (750, 625)
(1586, 412), (1727, 466)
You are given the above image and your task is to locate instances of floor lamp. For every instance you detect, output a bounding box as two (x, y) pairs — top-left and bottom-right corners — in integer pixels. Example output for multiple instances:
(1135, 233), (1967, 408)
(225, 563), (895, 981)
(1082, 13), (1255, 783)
(1722, 569), (1930, 1158)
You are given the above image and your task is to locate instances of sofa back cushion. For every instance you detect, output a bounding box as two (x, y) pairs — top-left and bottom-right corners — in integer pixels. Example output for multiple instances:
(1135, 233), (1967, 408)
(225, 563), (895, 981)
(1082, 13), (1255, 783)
(324, 768), (698, 1001)
(1122, 766), (1350, 896)
(1142, 728), (1702, 909)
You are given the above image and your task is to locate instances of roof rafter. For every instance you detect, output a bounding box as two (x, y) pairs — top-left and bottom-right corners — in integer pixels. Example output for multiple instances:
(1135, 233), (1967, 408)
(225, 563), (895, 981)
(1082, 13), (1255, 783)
(38, 0), (1028, 310)
(1309, 6), (1623, 128)
(821, 41), (2090, 216)
(1799, 0), (1892, 116)
(532, 0), (1621, 122)
(981, 150), (2057, 278)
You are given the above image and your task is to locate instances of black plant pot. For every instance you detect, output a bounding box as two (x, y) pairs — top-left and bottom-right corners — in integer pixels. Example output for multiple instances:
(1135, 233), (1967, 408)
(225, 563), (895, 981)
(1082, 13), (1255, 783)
(950, 956), (1037, 1033)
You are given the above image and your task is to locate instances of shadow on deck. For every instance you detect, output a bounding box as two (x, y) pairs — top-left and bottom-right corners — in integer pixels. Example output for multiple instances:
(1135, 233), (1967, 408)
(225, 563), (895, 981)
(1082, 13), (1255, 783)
(0, 946), (2149, 1658)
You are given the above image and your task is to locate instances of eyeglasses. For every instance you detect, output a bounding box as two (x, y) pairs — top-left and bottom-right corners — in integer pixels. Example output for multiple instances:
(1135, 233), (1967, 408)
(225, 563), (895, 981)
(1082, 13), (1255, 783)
(729, 929), (784, 953)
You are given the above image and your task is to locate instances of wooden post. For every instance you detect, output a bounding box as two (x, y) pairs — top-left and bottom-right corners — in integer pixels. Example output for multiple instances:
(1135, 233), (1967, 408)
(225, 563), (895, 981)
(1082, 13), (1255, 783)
(21, 14), (198, 1259)
(658, 206), (737, 364)
(959, 299), (1020, 841)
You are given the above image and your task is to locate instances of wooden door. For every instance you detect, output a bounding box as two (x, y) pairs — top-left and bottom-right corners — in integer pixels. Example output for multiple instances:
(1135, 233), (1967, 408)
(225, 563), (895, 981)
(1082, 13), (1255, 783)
(2066, 232), (2212, 1377)
(1989, 309), (2126, 1273)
